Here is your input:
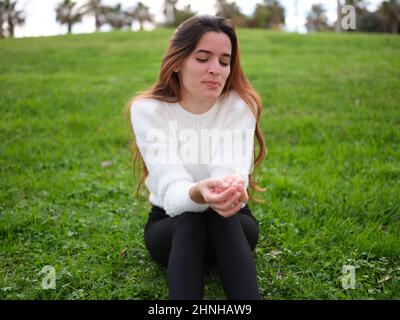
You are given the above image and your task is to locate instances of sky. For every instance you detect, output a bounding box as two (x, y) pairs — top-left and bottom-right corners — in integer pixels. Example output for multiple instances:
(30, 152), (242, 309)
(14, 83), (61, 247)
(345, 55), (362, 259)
(12, 0), (383, 38)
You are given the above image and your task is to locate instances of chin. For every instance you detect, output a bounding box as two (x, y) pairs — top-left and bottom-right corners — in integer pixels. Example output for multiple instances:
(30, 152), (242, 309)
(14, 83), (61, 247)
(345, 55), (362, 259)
(202, 90), (222, 101)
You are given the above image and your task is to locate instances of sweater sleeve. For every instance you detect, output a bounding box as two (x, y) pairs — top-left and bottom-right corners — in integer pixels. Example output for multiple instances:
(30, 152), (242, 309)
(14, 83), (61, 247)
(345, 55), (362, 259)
(207, 93), (256, 189)
(130, 99), (209, 217)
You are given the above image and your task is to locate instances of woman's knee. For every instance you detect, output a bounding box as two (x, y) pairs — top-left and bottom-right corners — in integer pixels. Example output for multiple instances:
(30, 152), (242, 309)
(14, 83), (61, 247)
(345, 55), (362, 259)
(207, 209), (259, 250)
(174, 211), (207, 241)
(207, 208), (242, 228)
(239, 214), (259, 251)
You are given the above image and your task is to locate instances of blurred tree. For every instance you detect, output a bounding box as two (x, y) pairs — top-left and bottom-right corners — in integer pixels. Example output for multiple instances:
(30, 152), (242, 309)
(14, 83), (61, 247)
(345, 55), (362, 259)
(357, 11), (384, 32)
(162, 0), (195, 27)
(215, 0), (248, 27)
(335, 0), (342, 32)
(104, 3), (130, 30)
(163, 0), (178, 26)
(378, 0), (400, 33)
(249, 0), (285, 30)
(173, 5), (196, 27)
(345, 0), (368, 15)
(305, 4), (333, 32)
(1, 0), (25, 38)
(127, 2), (153, 30)
(55, 0), (82, 34)
(0, 1), (6, 38)
(79, 0), (108, 32)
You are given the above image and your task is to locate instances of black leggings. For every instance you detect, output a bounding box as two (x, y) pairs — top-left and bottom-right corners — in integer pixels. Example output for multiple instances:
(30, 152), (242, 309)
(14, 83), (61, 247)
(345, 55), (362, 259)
(144, 204), (261, 300)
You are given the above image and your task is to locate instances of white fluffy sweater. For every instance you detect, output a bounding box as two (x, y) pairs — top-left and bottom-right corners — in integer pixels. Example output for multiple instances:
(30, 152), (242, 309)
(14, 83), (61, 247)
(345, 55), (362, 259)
(130, 90), (256, 217)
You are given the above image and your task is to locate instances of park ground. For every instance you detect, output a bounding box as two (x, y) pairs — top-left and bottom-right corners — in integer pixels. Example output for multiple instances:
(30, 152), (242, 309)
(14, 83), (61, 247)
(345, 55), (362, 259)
(0, 29), (399, 299)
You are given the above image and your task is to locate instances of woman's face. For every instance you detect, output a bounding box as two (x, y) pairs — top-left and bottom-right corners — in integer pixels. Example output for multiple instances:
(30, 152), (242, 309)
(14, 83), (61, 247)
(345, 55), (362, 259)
(177, 31), (232, 106)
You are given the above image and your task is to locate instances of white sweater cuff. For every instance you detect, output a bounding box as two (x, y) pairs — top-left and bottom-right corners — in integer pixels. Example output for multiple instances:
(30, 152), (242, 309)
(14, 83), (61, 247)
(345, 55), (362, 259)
(163, 180), (209, 217)
(209, 167), (235, 179)
(210, 167), (249, 189)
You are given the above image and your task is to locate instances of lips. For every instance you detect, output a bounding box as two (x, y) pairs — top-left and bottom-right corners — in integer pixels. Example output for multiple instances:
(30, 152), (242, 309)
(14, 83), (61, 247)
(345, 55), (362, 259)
(203, 81), (221, 88)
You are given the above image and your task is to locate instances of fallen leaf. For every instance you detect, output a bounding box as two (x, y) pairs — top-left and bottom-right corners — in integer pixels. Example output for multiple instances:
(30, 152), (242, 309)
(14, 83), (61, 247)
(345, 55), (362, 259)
(276, 272), (285, 280)
(267, 250), (282, 258)
(101, 160), (113, 168)
(67, 231), (76, 237)
(379, 225), (388, 231)
(119, 248), (127, 258)
(378, 275), (391, 284)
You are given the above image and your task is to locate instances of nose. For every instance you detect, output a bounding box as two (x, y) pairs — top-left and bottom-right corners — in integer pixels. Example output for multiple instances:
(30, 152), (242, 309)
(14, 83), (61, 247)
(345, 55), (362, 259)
(207, 59), (221, 76)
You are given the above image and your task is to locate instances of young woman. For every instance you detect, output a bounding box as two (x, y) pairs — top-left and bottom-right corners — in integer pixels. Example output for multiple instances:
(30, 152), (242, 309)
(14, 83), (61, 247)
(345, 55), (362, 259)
(125, 15), (267, 300)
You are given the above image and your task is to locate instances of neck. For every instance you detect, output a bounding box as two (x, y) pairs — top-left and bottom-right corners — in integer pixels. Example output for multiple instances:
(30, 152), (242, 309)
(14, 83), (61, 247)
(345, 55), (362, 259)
(179, 92), (216, 115)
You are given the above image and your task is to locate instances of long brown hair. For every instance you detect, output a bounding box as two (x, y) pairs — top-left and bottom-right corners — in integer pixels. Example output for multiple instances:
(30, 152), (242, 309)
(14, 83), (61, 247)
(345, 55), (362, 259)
(124, 15), (267, 202)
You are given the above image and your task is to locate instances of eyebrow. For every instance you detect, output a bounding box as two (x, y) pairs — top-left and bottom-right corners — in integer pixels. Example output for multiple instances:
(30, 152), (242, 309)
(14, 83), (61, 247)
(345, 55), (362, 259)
(194, 49), (231, 58)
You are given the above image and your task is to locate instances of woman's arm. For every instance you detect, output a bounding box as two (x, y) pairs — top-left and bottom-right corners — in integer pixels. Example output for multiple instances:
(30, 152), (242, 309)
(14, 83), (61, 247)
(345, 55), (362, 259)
(131, 99), (209, 217)
(207, 92), (256, 191)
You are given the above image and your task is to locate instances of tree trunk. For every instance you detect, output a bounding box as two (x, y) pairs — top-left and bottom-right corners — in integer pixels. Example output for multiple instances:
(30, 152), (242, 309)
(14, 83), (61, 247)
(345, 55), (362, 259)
(391, 21), (398, 33)
(95, 15), (100, 31)
(8, 17), (14, 37)
(68, 23), (72, 34)
(0, 17), (4, 38)
(335, 0), (342, 32)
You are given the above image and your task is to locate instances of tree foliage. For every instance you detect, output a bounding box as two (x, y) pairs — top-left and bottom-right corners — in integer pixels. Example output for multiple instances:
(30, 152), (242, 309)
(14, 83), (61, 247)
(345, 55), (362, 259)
(215, 0), (248, 27)
(0, 0), (25, 38)
(249, 0), (285, 29)
(55, 0), (82, 34)
(378, 0), (400, 33)
(127, 2), (153, 31)
(2, 0), (400, 39)
(305, 4), (333, 32)
(162, 0), (195, 27)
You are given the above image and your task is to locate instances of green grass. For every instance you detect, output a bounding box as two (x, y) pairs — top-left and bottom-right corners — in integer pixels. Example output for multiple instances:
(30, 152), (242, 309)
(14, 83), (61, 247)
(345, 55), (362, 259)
(0, 29), (399, 300)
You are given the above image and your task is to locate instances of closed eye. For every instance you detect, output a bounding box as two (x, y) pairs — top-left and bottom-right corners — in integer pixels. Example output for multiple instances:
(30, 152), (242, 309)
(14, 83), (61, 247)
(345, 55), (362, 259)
(196, 58), (229, 67)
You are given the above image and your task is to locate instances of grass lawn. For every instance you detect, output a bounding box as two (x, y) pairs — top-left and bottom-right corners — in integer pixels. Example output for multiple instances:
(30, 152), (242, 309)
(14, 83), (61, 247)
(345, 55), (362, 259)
(0, 28), (399, 299)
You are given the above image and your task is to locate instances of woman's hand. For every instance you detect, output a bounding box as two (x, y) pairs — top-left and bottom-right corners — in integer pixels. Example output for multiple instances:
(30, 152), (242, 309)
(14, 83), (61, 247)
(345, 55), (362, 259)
(191, 175), (248, 218)
(189, 178), (227, 204)
(209, 175), (248, 217)
(214, 175), (248, 203)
